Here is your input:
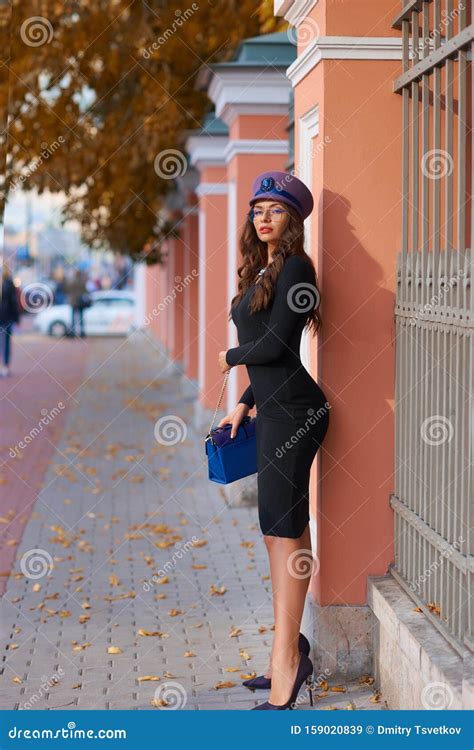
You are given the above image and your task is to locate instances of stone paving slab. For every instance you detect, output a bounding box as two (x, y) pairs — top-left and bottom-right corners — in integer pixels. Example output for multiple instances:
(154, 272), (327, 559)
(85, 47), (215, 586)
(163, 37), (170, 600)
(0, 330), (387, 711)
(0, 322), (90, 596)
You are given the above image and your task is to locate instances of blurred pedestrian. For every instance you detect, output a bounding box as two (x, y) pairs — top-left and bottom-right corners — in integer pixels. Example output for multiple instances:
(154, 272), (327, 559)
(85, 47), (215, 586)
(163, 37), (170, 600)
(65, 269), (89, 337)
(53, 267), (67, 305)
(0, 264), (21, 377)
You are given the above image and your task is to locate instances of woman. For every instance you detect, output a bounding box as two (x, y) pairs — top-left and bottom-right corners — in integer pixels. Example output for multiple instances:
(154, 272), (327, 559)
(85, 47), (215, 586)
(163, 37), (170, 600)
(0, 264), (20, 377)
(218, 171), (330, 710)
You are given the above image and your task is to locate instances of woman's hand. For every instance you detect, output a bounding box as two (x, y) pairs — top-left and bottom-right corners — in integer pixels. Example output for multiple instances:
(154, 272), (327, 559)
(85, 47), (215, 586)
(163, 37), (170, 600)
(218, 351), (232, 373)
(218, 403), (250, 439)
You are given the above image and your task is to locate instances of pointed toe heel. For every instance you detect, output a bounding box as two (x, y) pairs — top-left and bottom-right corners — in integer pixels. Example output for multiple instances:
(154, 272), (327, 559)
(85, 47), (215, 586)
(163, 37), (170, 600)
(242, 632), (310, 691)
(299, 631), (311, 656)
(250, 652), (314, 710)
(242, 674), (271, 690)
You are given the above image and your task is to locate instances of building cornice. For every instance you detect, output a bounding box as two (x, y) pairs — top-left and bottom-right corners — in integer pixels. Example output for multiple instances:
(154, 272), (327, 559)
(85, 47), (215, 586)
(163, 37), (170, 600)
(208, 68), (292, 127)
(185, 135), (229, 169)
(287, 36), (408, 87)
(224, 139), (289, 165)
(274, 0), (318, 26)
(195, 183), (228, 197)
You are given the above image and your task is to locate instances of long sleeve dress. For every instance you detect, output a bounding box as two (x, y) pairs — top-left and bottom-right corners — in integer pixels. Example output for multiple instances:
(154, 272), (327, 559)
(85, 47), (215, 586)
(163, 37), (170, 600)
(226, 254), (330, 538)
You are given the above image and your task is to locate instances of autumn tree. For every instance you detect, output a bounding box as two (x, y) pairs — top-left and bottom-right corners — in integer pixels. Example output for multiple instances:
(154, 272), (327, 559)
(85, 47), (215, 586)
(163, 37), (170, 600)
(1, 0), (287, 260)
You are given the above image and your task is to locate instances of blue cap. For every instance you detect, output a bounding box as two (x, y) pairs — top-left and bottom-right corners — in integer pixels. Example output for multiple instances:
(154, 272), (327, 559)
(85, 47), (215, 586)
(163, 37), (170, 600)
(249, 171), (314, 220)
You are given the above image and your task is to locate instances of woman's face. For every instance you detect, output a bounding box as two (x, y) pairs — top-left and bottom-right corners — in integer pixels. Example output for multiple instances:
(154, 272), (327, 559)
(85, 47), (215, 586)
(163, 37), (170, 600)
(251, 200), (290, 245)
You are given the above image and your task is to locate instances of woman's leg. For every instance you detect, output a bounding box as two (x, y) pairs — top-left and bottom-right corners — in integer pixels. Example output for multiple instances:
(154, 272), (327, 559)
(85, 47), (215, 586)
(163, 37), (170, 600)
(264, 522), (313, 704)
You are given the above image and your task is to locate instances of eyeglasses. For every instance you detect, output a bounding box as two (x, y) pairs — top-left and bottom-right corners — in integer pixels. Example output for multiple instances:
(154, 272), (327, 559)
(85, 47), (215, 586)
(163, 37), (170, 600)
(249, 207), (288, 221)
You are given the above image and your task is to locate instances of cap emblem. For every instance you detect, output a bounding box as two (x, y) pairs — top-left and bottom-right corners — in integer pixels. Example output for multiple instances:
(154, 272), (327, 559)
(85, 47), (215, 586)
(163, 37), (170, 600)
(260, 176), (274, 191)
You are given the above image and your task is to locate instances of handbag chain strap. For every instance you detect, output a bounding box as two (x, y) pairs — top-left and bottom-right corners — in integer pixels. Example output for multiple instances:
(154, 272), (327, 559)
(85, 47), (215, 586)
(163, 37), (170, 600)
(207, 370), (230, 436)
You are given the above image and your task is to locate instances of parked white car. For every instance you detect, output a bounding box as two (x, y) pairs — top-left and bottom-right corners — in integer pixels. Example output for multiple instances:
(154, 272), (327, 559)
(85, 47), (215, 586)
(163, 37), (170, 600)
(33, 290), (137, 337)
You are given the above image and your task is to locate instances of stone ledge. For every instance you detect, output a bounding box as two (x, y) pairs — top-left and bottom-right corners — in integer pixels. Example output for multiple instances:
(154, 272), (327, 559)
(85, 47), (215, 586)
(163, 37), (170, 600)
(368, 575), (471, 709)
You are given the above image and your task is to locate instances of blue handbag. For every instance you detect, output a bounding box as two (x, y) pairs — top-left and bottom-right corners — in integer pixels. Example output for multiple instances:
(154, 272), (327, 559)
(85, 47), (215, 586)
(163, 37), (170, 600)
(205, 371), (257, 484)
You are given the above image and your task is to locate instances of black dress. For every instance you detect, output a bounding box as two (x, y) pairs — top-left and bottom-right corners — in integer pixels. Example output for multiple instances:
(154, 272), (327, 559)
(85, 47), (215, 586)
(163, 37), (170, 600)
(226, 255), (330, 538)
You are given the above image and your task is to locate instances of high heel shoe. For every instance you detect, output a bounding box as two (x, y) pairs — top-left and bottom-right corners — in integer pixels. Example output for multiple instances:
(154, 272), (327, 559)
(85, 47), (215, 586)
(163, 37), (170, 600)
(242, 632), (310, 690)
(251, 652), (314, 710)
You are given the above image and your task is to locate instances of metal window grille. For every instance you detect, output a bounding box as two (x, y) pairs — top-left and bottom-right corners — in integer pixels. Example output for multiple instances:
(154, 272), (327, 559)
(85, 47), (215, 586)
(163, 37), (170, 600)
(390, 0), (473, 656)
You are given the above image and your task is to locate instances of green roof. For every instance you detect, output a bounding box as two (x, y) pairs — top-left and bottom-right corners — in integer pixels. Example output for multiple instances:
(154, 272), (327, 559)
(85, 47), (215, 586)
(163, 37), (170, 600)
(200, 111), (228, 136)
(216, 31), (295, 69)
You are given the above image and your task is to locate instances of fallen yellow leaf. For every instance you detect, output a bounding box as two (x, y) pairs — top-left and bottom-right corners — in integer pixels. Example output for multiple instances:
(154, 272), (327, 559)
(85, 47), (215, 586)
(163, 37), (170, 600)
(151, 697), (168, 707)
(137, 629), (168, 638)
(214, 681), (236, 690)
(209, 584), (226, 596)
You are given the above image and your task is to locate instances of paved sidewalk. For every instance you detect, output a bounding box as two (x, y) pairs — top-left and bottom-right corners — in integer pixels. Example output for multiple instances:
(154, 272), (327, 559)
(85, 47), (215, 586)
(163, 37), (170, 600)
(0, 319), (88, 595)
(0, 330), (387, 710)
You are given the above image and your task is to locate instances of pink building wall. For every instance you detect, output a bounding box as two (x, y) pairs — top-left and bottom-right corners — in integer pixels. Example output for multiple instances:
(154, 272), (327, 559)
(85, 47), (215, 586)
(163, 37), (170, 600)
(281, 0), (402, 604)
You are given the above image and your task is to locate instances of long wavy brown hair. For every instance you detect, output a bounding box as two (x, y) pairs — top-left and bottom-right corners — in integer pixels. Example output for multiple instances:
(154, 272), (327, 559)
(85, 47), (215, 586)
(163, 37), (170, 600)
(229, 204), (322, 336)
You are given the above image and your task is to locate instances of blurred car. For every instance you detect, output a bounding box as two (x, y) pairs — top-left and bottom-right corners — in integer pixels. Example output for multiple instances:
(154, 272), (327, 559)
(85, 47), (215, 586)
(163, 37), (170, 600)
(33, 290), (136, 337)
